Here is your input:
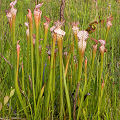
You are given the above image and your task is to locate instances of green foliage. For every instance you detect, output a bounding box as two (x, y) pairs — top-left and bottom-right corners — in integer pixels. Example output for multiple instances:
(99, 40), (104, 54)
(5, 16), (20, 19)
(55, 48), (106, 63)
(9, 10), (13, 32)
(0, 0), (120, 119)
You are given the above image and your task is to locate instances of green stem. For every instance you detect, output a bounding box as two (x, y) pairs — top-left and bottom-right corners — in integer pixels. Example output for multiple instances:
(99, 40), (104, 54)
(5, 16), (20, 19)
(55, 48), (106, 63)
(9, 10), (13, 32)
(22, 63), (25, 92)
(105, 28), (109, 43)
(12, 16), (16, 83)
(35, 85), (45, 119)
(15, 51), (29, 119)
(77, 58), (87, 120)
(26, 34), (31, 99)
(46, 34), (56, 118)
(98, 52), (104, 119)
(63, 65), (71, 120)
(35, 24), (40, 99)
(98, 75), (106, 120)
(40, 28), (48, 92)
(27, 34), (30, 75)
(99, 53), (104, 95)
(52, 56), (56, 119)
(58, 37), (64, 120)
(91, 50), (96, 71)
(29, 20), (36, 113)
(78, 51), (83, 82)
(74, 33), (78, 55)
(76, 51), (84, 120)
(12, 16), (16, 56)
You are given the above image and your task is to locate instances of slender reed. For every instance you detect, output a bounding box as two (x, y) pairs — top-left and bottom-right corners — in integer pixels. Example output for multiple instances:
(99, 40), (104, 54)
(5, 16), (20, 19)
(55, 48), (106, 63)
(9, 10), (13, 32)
(25, 22), (31, 101)
(15, 41), (29, 119)
(27, 9), (36, 112)
(57, 36), (64, 119)
(53, 26), (66, 119)
(98, 40), (106, 120)
(63, 65), (71, 120)
(22, 62), (25, 92)
(40, 16), (50, 91)
(34, 3), (43, 96)
(52, 52), (56, 119)
(77, 58), (88, 120)
(46, 33), (57, 119)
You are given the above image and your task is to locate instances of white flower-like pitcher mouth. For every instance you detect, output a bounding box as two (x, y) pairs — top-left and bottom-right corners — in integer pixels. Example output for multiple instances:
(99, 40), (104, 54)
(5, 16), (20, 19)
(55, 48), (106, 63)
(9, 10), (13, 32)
(77, 31), (89, 42)
(77, 31), (89, 53)
(10, 0), (17, 8)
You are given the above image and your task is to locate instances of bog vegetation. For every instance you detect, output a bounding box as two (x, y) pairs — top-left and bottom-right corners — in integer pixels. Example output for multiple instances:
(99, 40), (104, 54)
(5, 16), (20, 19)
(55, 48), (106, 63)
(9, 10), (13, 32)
(0, 0), (120, 120)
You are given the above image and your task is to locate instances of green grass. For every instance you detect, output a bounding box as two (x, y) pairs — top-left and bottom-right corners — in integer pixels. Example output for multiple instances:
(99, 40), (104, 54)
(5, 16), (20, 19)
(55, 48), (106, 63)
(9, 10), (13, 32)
(0, 0), (120, 119)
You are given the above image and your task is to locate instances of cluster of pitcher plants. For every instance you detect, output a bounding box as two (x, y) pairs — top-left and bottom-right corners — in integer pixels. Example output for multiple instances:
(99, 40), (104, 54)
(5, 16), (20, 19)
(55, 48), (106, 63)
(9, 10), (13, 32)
(0, 0), (114, 120)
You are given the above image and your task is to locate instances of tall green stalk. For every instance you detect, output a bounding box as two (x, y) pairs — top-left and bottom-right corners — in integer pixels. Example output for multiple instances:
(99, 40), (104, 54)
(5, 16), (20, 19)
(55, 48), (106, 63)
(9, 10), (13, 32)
(35, 20), (40, 98)
(77, 51), (83, 83)
(99, 52), (104, 95)
(12, 16), (16, 57)
(40, 25), (48, 91)
(77, 58), (87, 120)
(12, 15), (16, 80)
(15, 43), (29, 119)
(76, 34), (87, 119)
(26, 31), (31, 99)
(58, 37), (64, 119)
(98, 52), (104, 120)
(63, 65), (71, 120)
(74, 33), (78, 55)
(22, 63), (25, 92)
(30, 23), (36, 113)
(27, 33), (30, 74)
(52, 55), (56, 119)
(46, 34), (56, 118)
(27, 10), (36, 113)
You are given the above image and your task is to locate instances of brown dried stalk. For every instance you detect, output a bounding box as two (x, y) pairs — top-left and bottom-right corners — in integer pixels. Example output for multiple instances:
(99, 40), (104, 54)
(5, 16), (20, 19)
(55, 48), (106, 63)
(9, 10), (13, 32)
(60, 0), (65, 22)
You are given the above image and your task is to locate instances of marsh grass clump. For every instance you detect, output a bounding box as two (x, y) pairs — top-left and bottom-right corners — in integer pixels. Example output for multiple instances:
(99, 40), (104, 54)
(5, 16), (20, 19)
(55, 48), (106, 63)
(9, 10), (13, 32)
(0, 0), (120, 120)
